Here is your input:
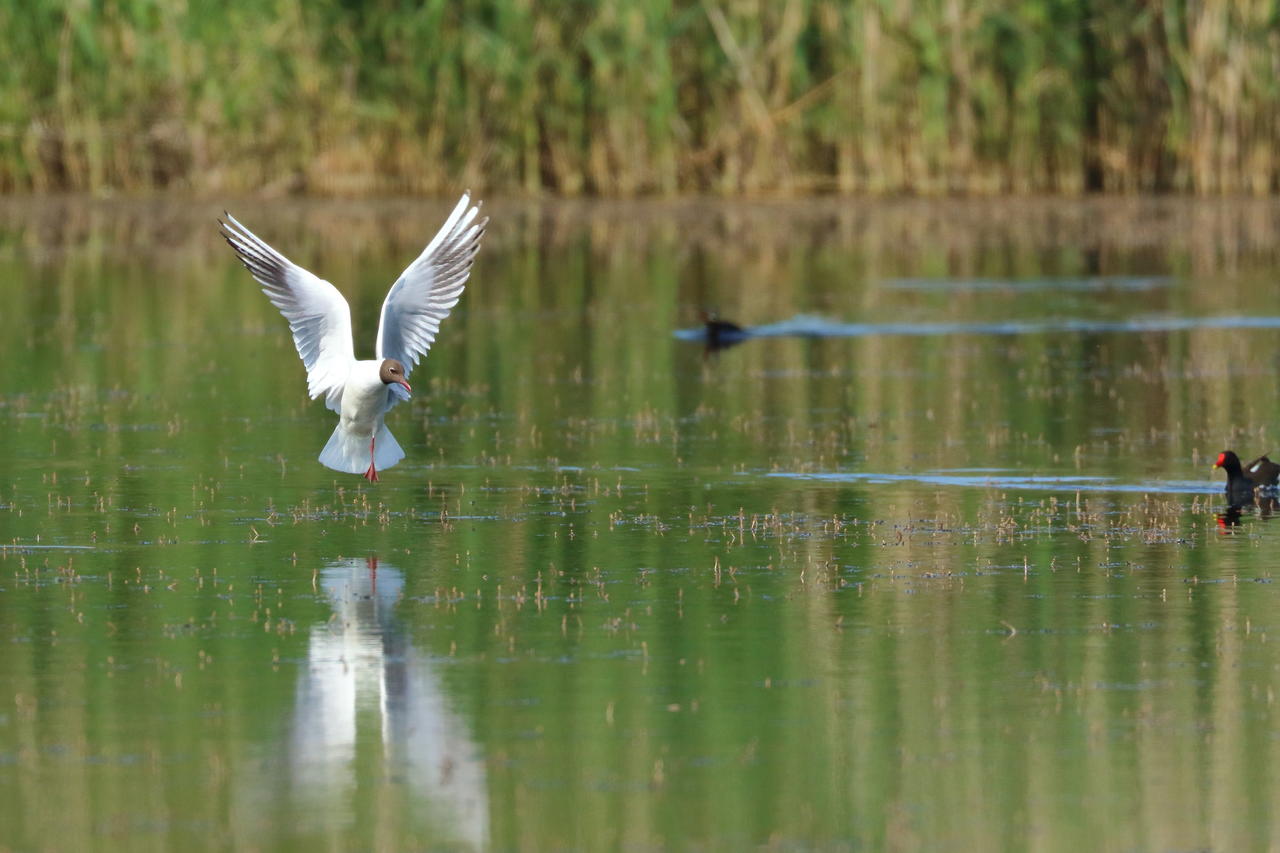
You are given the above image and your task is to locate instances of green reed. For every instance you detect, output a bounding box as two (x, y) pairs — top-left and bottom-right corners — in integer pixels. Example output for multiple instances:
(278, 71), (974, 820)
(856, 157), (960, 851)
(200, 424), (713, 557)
(1, 0), (1279, 196)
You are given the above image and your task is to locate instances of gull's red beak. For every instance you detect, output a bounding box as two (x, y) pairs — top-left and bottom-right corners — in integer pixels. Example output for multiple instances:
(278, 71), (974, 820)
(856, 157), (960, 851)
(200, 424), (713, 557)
(398, 380), (412, 394)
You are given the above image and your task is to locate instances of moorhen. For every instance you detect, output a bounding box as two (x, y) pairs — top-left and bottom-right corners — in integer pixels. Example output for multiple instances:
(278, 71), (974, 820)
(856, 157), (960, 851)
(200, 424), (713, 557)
(1214, 450), (1280, 500)
(700, 310), (748, 351)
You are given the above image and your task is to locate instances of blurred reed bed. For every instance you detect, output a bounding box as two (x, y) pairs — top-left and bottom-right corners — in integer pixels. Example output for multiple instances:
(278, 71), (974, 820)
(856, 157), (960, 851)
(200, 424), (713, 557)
(2, 0), (1280, 196)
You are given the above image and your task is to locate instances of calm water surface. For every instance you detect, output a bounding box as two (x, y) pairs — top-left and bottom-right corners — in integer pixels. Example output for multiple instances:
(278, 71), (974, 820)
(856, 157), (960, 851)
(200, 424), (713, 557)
(4, 198), (1280, 850)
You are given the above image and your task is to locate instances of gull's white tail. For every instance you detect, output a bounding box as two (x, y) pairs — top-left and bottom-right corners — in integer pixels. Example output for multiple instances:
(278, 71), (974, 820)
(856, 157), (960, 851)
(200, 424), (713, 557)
(318, 421), (405, 474)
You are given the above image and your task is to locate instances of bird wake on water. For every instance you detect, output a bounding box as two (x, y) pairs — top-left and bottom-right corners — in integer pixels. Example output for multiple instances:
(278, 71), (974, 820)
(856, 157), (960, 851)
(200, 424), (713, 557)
(220, 193), (487, 482)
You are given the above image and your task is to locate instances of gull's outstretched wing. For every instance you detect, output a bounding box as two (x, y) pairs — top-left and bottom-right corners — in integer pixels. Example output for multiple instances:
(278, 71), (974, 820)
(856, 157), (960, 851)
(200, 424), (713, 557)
(376, 192), (486, 405)
(220, 214), (355, 412)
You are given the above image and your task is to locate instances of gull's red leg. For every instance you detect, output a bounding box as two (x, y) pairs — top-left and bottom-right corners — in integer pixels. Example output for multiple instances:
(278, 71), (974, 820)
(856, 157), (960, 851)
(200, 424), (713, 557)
(363, 437), (378, 482)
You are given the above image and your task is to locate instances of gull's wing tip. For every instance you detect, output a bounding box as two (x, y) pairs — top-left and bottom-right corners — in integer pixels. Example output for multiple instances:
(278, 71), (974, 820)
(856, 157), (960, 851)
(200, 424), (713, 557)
(222, 211), (249, 231)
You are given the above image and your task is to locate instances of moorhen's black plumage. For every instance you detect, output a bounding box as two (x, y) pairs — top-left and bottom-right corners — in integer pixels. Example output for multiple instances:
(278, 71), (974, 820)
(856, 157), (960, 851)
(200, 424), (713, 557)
(1214, 450), (1280, 500)
(1247, 454), (1280, 486)
(700, 310), (748, 351)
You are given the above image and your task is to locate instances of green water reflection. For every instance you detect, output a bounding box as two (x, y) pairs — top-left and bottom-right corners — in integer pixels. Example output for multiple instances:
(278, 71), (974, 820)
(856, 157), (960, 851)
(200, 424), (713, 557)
(3, 198), (1280, 850)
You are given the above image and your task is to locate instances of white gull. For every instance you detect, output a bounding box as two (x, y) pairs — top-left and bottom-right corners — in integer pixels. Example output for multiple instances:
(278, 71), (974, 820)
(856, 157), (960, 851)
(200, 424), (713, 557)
(220, 193), (487, 481)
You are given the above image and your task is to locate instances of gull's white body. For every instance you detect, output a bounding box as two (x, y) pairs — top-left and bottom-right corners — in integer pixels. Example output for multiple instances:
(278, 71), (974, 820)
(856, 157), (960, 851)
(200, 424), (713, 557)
(319, 361), (406, 474)
(221, 193), (486, 478)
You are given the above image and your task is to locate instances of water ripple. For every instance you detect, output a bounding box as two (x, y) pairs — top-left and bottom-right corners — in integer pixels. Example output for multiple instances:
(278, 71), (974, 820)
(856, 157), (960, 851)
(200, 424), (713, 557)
(675, 313), (1280, 341)
(880, 275), (1174, 293)
(764, 469), (1221, 495)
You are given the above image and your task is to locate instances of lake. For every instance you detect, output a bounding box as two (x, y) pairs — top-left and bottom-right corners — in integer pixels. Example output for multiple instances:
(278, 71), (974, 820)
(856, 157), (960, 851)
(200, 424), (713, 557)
(3, 196), (1280, 850)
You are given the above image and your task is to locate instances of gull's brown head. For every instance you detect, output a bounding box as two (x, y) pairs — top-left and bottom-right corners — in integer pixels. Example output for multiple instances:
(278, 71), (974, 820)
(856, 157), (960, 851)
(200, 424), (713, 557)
(379, 358), (411, 394)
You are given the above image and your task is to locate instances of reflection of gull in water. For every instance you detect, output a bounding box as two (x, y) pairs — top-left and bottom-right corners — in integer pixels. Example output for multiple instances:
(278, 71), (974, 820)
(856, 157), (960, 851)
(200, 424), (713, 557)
(290, 556), (488, 847)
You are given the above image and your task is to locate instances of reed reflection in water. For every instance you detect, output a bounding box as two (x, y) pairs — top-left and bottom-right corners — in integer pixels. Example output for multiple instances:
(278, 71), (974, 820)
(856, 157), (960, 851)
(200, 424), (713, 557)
(5, 198), (1280, 849)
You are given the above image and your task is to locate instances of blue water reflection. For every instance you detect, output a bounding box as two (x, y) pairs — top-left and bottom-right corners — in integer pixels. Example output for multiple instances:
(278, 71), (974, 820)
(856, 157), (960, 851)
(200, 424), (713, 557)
(676, 312), (1280, 343)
